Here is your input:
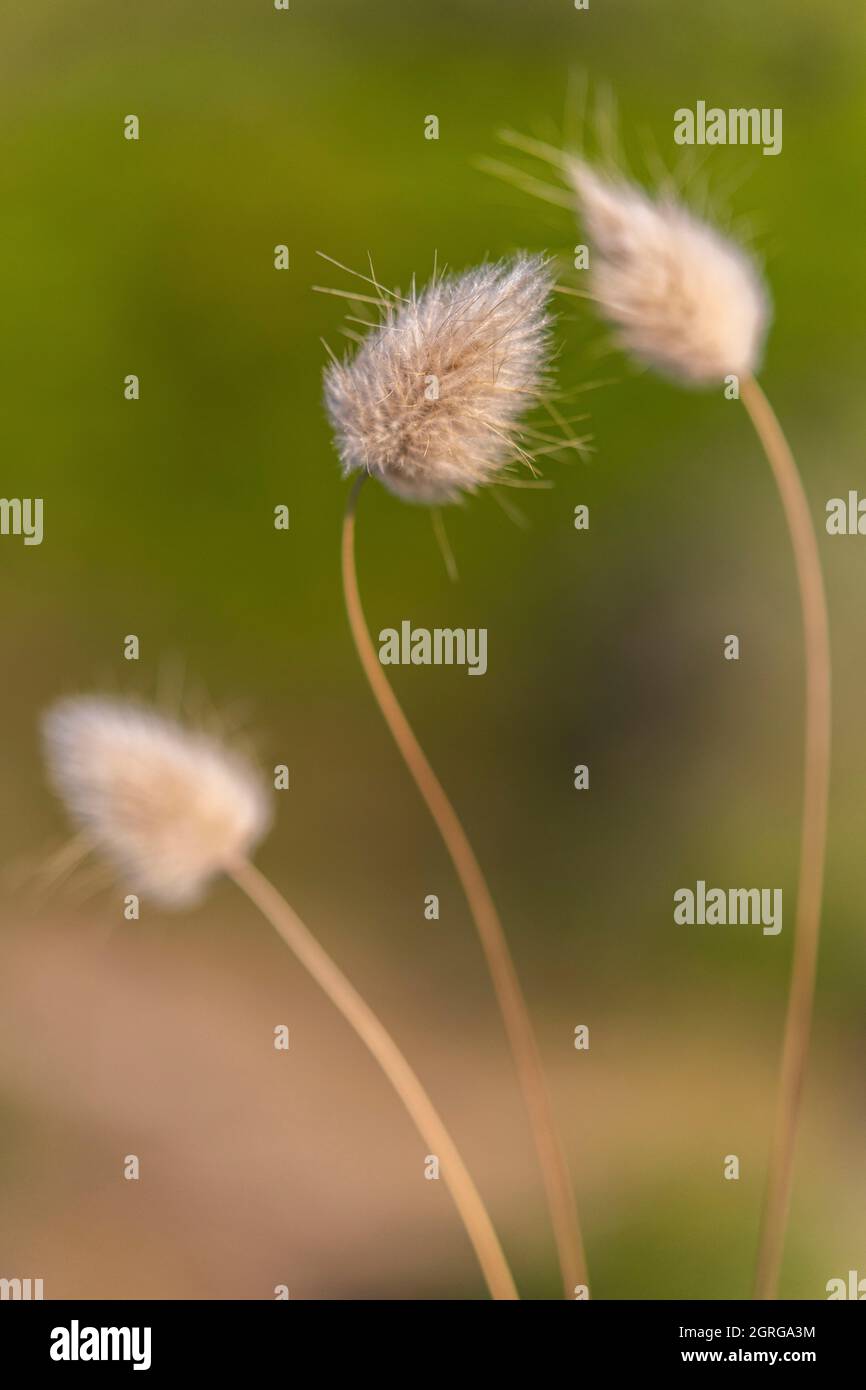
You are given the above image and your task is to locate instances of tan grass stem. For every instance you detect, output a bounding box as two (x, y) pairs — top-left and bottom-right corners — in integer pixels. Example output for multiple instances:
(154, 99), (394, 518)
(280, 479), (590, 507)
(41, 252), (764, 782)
(228, 854), (518, 1301)
(342, 472), (588, 1298)
(741, 376), (832, 1301)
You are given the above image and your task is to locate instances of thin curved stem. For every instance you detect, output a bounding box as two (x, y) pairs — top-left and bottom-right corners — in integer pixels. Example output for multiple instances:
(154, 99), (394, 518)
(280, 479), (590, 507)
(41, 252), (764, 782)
(741, 376), (832, 1301)
(342, 472), (588, 1299)
(228, 856), (518, 1301)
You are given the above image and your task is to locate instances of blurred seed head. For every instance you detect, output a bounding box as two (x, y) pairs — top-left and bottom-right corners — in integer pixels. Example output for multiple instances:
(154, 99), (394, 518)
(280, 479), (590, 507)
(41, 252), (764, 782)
(42, 696), (272, 908)
(323, 255), (554, 504)
(567, 159), (770, 385)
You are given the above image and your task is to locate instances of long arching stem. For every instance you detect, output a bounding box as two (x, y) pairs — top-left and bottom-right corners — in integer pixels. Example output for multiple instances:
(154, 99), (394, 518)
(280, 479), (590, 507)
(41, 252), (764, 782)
(741, 376), (832, 1301)
(228, 856), (518, 1301)
(341, 473), (588, 1298)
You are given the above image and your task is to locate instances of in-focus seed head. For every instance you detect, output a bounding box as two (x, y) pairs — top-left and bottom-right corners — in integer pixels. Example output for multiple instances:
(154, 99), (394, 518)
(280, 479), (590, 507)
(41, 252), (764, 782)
(42, 696), (272, 907)
(567, 160), (770, 386)
(323, 254), (554, 504)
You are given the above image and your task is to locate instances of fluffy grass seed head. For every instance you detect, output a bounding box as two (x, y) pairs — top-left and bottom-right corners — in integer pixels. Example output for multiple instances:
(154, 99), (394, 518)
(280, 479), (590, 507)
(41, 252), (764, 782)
(567, 159), (770, 386)
(42, 696), (272, 907)
(323, 254), (554, 505)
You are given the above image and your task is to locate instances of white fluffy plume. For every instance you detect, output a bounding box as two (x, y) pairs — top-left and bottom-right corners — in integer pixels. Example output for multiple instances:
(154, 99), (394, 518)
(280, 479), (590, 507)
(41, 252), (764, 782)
(42, 696), (272, 907)
(323, 254), (554, 504)
(567, 160), (770, 385)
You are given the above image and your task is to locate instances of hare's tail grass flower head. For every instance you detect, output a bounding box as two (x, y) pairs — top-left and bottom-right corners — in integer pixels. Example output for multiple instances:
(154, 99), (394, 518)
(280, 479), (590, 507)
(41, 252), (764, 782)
(563, 153), (827, 1303)
(566, 158), (770, 386)
(486, 121), (825, 1297)
(41, 696), (272, 908)
(39, 694), (519, 1300)
(322, 253), (555, 505)
(333, 255), (590, 1296)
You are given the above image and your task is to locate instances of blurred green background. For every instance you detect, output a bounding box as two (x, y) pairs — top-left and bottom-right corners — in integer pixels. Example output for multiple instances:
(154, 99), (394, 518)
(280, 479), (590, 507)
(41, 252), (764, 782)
(1, 0), (864, 1299)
